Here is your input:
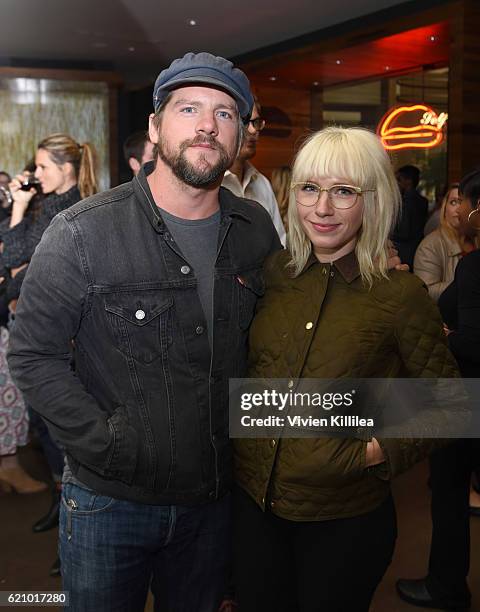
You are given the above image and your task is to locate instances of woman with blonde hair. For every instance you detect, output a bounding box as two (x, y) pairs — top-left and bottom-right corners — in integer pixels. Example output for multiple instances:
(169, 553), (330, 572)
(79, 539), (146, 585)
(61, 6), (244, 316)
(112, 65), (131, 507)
(414, 183), (478, 302)
(233, 127), (461, 612)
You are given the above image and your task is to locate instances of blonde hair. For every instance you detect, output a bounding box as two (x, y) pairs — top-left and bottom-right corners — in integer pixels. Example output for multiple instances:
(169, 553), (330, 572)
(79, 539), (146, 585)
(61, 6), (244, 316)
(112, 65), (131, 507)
(271, 165), (291, 228)
(37, 133), (98, 198)
(287, 126), (400, 287)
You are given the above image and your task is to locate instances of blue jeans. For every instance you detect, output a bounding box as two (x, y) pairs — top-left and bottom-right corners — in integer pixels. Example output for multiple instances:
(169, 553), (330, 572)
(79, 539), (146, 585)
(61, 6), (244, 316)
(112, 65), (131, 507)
(59, 482), (231, 612)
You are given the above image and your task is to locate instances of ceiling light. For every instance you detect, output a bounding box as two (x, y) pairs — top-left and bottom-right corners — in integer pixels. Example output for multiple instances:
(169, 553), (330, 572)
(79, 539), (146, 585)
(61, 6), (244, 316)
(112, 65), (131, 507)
(430, 35), (437, 42)
(188, 19), (197, 26)
(128, 46), (135, 52)
(269, 76), (277, 81)
(385, 66), (391, 71)
(312, 81), (319, 86)
(336, 59), (342, 65)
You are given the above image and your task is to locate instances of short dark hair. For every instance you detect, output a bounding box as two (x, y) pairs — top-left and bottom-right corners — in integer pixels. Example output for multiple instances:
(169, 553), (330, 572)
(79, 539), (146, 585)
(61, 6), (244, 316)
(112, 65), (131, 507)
(459, 168), (480, 209)
(123, 131), (149, 165)
(397, 165), (420, 188)
(0, 171), (11, 182)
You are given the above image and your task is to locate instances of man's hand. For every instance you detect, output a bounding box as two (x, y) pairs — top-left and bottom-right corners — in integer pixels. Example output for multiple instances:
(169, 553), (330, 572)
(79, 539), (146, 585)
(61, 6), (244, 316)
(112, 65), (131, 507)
(365, 437), (385, 467)
(387, 240), (409, 272)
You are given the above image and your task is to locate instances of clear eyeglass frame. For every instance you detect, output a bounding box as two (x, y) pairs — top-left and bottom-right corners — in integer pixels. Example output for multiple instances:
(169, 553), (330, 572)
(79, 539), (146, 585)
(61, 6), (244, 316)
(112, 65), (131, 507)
(291, 182), (376, 210)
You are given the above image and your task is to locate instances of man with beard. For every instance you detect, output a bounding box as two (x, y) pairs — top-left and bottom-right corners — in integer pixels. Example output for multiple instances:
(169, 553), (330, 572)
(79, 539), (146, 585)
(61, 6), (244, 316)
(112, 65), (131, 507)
(223, 100), (286, 245)
(8, 52), (281, 612)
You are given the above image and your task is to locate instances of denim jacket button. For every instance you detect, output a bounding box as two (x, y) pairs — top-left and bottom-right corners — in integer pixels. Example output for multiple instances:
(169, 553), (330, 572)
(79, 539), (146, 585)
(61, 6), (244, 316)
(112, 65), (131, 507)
(135, 309), (146, 320)
(180, 265), (191, 275)
(195, 325), (204, 335)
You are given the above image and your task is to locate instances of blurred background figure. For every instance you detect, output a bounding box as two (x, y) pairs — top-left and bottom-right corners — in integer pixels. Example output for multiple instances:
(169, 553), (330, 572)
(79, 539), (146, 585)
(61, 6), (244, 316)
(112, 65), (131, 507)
(0, 171), (12, 220)
(424, 184), (447, 236)
(414, 183), (478, 301)
(222, 98), (286, 245)
(271, 165), (291, 231)
(0, 326), (47, 494)
(0, 133), (98, 577)
(397, 168), (480, 612)
(392, 164), (429, 269)
(123, 130), (154, 177)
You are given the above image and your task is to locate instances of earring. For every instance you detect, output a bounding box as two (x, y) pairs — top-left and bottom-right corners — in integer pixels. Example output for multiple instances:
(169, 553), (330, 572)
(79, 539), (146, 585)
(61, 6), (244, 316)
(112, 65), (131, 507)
(468, 207), (480, 231)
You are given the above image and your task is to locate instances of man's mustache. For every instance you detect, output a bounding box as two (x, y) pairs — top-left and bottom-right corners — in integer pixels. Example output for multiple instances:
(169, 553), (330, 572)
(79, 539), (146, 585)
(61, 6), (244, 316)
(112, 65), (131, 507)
(181, 136), (220, 150)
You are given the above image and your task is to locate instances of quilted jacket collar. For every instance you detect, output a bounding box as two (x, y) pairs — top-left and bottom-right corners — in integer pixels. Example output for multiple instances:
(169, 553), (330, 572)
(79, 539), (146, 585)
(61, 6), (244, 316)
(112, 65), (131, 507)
(300, 250), (360, 284)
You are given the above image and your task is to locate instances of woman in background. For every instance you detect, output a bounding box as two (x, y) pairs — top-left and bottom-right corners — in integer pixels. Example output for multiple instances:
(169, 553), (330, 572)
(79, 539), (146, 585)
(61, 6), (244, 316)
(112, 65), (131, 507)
(414, 183), (478, 301)
(0, 133), (98, 575)
(397, 168), (480, 612)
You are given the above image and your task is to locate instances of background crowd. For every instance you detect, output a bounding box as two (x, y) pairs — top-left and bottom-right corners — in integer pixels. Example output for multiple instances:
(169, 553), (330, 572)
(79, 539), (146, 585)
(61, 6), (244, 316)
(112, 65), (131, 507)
(0, 88), (479, 609)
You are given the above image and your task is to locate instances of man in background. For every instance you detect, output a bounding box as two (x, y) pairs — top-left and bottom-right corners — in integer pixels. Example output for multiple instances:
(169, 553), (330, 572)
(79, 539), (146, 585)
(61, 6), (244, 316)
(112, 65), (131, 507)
(392, 164), (429, 269)
(222, 100), (286, 245)
(123, 130), (154, 177)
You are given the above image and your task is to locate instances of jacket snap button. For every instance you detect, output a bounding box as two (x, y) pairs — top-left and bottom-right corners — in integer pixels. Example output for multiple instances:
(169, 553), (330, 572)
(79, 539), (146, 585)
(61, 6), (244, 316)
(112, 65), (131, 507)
(305, 321), (313, 330)
(196, 325), (204, 335)
(288, 380), (294, 389)
(181, 265), (190, 274)
(135, 309), (146, 320)
(271, 439), (276, 448)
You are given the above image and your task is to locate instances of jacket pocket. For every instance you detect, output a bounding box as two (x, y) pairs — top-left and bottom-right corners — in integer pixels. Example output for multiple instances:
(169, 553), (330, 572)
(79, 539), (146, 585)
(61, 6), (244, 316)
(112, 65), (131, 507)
(105, 405), (139, 485)
(237, 268), (265, 330)
(104, 292), (173, 364)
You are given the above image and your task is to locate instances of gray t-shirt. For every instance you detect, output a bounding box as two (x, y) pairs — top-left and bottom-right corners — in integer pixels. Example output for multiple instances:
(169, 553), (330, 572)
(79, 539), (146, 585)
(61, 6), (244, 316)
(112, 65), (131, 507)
(160, 207), (221, 349)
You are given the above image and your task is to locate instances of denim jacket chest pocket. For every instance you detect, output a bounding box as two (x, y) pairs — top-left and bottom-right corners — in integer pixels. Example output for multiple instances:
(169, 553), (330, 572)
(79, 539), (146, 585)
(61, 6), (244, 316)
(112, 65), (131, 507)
(237, 268), (265, 330)
(104, 292), (174, 364)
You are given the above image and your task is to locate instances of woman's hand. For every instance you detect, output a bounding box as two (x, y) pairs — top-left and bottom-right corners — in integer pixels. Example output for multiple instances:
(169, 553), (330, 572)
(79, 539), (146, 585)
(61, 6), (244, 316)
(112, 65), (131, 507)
(11, 263), (28, 278)
(443, 323), (453, 336)
(9, 174), (35, 226)
(386, 240), (409, 272)
(365, 437), (385, 467)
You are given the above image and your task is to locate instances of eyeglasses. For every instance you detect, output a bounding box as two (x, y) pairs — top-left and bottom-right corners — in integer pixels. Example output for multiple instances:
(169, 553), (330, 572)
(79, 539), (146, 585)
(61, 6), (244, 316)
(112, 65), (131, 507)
(246, 117), (266, 131)
(291, 182), (376, 210)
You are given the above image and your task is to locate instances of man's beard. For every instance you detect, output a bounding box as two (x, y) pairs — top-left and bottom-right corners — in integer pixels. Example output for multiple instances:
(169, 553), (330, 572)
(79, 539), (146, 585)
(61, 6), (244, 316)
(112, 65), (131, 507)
(158, 134), (236, 188)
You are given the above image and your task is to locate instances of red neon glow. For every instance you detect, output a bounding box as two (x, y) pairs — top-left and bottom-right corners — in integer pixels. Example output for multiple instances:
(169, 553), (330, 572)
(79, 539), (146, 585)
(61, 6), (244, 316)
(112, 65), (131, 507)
(377, 104), (447, 151)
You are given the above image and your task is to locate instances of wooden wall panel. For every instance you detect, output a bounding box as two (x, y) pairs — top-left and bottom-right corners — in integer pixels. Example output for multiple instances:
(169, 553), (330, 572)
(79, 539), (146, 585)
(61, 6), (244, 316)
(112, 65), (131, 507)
(448, 0), (480, 182)
(246, 83), (311, 178)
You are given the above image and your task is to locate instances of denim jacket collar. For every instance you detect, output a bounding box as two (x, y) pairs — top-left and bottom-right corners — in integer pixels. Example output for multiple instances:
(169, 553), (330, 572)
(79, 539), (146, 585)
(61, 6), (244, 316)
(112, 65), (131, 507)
(133, 162), (252, 234)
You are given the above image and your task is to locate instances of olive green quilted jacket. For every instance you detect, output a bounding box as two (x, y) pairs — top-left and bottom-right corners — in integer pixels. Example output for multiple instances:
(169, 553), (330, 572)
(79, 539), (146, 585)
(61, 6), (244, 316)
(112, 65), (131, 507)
(234, 249), (462, 521)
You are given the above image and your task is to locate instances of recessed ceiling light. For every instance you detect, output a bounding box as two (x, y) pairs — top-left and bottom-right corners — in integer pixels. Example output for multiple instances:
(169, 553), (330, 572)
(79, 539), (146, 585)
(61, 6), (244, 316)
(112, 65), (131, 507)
(336, 59), (342, 65)
(269, 76), (277, 81)
(188, 19), (197, 26)
(385, 66), (391, 71)
(128, 46), (135, 52)
(313, 81), (319, 86)
(430, 35), (437, 42)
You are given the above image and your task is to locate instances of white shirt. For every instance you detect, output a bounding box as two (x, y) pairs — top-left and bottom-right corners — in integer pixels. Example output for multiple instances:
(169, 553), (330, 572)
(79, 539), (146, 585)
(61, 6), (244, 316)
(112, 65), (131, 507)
(222, 162), (286, 246)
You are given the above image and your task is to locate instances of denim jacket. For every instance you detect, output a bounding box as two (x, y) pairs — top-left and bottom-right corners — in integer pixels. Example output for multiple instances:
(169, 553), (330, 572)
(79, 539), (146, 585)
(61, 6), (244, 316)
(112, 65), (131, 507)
(8, 163), (281, 505)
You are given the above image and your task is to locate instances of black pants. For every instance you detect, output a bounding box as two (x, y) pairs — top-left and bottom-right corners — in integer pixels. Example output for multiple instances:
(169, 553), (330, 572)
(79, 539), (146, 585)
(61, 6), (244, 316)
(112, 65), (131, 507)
(426, 439), (480, 603)
(233, 487), (397, 612)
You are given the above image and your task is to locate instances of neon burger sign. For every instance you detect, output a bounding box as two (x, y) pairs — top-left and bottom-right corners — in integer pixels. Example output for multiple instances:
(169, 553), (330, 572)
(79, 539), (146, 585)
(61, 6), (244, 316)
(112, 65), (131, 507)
(377, 104), (448, 151)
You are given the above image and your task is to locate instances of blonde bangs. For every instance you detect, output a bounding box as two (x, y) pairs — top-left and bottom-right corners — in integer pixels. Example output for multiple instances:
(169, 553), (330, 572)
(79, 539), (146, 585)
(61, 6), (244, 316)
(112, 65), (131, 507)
(287, 127), (401, 285)
(293, 129), (376, 191)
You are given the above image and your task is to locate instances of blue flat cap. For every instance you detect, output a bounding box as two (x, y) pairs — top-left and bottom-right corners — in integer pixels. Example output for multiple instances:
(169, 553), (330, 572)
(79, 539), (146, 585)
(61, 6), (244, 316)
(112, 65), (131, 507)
(153, 52), (254, 121)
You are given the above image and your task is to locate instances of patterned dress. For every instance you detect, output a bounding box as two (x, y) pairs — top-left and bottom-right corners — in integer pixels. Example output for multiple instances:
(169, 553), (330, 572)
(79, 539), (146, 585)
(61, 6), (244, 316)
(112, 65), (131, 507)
(0, 326), (28, 455)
